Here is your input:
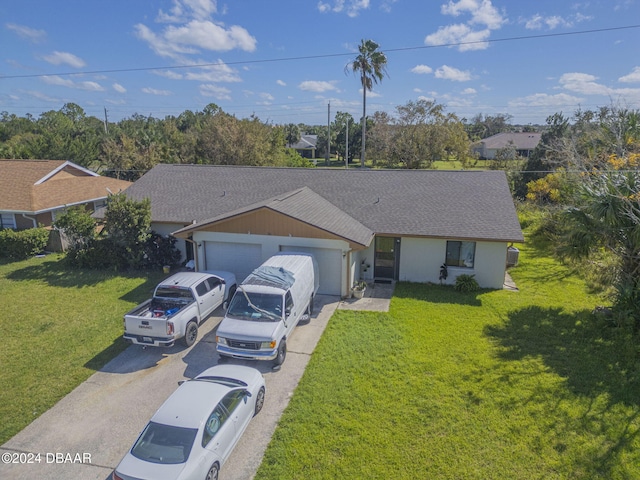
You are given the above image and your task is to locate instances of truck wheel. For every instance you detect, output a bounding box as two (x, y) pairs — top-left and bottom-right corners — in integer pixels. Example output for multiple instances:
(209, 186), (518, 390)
(274, 340), (287, 366)
(183, 321), (198, 347)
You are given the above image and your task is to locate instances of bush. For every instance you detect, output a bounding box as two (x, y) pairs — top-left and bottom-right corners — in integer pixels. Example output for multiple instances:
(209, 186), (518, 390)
(454, 274), (479, 293)
(143, 233), (182, 270)
(0, 228), (50, 259)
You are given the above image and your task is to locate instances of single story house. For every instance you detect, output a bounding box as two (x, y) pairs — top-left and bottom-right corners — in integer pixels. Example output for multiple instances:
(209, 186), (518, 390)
(0, 159), (131, 230)
(286, 134), (318, 159)
(473, 132), (541, 160)
(122, 165), (523, 297)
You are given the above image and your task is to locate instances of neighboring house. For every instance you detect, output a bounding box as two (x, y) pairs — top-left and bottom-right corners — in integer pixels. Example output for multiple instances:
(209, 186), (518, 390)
(473, 132), (541, 160)
(123, 165), (523, 296)
(0, 159), (131, 232)
(287, 134), (317, 159)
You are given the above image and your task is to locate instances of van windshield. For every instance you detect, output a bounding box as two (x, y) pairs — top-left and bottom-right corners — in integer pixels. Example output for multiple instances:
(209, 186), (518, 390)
(227, 291), (282, 321)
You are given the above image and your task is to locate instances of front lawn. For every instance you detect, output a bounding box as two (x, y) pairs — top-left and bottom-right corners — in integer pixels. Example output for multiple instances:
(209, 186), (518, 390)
(256, 243), (640, 478)
(0, 255), (164, 444)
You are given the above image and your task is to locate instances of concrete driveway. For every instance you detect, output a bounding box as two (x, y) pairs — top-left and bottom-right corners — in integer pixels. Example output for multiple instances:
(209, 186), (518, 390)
(0, 295), (339, 480)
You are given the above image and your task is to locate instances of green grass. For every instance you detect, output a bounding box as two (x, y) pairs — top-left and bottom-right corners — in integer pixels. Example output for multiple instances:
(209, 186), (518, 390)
(256, 241), (640, 479)
(0, 255), (164, 444)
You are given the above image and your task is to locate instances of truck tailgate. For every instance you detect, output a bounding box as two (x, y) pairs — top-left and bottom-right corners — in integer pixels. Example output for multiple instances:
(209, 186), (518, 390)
(124, 315), (169, 341)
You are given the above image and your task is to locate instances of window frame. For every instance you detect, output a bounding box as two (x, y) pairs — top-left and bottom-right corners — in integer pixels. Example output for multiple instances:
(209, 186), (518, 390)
(445, 241), (476, 269)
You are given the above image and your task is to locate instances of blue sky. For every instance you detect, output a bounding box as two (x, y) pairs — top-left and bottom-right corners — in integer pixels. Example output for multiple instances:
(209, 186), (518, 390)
(2, 0), (640, 126)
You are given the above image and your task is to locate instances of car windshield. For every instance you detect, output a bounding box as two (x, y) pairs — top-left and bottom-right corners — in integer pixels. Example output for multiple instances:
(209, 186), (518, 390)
(131, 421), (197, 465)
(226, 291), (282, 321)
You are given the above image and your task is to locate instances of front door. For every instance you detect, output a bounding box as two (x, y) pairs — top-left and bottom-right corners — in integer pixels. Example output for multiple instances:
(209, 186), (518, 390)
(374, 237), (400, 281)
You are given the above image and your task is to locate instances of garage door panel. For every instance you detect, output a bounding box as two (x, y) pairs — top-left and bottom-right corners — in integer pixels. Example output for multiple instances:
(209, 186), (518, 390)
(280, 245), (341, 295)
(205, 242), (262, 283)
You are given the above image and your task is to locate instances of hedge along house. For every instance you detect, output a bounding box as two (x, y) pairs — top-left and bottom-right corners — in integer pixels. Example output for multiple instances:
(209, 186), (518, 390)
(123, 165), (523, 297)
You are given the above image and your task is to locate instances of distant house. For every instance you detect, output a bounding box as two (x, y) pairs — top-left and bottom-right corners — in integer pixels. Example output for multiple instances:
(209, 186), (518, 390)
(473, 132), (542, 160)
(287, 134), (317, 159)
(122, 165), (523, 295)
(0, 159), (131, 231)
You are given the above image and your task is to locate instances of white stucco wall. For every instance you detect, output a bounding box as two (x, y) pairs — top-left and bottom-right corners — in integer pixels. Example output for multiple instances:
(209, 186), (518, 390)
(398, 237), (508, 289)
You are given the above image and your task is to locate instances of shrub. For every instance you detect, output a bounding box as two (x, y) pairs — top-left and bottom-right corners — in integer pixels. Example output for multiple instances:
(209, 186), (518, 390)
(454, 274), (479, 293)
(143, 233), (182, 270)
(0, 228), (49, 259)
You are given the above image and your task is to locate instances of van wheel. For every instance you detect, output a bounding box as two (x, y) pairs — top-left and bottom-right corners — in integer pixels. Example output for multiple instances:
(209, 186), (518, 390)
(306, 295), (314, 316)
(183, 321), (198, 347)
(274, 340), (287, 366)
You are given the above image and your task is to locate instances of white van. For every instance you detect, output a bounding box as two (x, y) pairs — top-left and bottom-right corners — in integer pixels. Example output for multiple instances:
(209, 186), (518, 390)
(216, 253), (319, 368)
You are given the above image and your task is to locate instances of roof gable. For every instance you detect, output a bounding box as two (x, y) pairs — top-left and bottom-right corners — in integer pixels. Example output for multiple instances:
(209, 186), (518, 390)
(175, 187), (374, 246)
(0, 159), (132, 213)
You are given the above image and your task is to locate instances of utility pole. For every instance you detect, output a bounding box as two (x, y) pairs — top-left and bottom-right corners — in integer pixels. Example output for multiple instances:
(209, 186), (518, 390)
(103, 107), (109, 134)
(326, 102), (330, 166)
(345, 120), (349, 169)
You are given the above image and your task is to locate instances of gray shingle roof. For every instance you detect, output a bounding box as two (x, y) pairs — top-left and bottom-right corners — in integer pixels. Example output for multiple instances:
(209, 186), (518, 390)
(125, 164), (524, 243)
(480, 132), (541, 150)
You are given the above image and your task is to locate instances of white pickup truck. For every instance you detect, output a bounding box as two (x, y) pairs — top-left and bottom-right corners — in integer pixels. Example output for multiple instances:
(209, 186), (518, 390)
(124, 271), (236, 348)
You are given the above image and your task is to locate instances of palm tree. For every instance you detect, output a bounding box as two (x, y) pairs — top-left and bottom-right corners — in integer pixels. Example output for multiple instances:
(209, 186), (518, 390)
(346, 39), (388, 167)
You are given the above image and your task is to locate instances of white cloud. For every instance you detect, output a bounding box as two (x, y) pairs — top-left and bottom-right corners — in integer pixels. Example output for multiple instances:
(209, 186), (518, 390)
(558, 72), (611, 95)
(277, 80), (286, 86)
(113, 83), (126, 93)
(426, 0), (504, 51)
(42, 51), (86, 68)
(163, 20), (257, 52)
(508, 93), (584, 108)
(183, 61), (242, 82)
(199, 83), (232, 100)
(317, 0), (371, 17)
(441, 0), (505, 29)
(619, 66), (640, 83)
(136, 0), (256, 68)
(435, 65), (472, 82)
(461, 87), (476, 94)
(6, 23), (46, 42)
(411, 65), (433, 74)
(425, 24), (492, 51)
(298, 80), (339, 93)
(142, 87), (172, 95)
(260, 92), (275, 101)
(522, 12), (592, 30)
(41, 75), (104, 91)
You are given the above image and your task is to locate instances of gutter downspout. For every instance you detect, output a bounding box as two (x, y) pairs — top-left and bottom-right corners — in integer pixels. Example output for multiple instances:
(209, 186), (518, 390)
(21, 214), (37, 228)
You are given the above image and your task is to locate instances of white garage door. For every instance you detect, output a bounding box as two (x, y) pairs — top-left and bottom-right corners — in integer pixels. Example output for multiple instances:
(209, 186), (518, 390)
(280, 245), (342, 295)
(204, 242), (262, 283)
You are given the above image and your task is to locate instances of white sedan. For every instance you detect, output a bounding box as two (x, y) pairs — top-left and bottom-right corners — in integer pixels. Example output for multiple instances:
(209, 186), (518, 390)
(112, 364), (266, 480)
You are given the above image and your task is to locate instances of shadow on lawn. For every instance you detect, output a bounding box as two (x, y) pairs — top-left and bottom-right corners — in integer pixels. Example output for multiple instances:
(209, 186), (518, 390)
(486, 306), (640, 476)
(485, 306), (640, 406)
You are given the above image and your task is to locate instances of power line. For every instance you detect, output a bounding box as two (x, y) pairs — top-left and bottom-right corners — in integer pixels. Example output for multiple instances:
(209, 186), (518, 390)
(1, 24), (638, 80)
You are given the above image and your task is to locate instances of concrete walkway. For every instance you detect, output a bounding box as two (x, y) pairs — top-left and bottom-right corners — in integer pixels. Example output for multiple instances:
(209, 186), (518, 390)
(338, 281), (395, 312)
(0, 296), (340, 480)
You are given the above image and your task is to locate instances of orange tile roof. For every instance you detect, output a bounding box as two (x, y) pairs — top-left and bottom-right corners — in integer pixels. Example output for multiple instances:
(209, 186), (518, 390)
(0, 159), (132, 213)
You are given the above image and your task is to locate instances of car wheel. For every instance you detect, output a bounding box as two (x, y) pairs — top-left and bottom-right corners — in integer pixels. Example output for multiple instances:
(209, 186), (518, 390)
(205, 463), (219, 480)
(274, 340), (286, 366)
(254, 386), (265, 416)
(183, 321), (198, 347)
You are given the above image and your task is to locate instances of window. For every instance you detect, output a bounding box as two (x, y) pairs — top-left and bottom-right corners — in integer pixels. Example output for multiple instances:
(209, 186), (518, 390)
(207, 277), (222, 290)
(132, 421), (197, 464)
(195, 280), (210, 297)
(202, 404), (229, 447)
(285, 291), (294, 316)
(0, 213), (16, 230)
(445, 241), (476, 268)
